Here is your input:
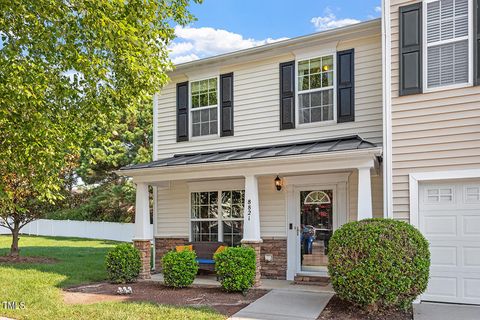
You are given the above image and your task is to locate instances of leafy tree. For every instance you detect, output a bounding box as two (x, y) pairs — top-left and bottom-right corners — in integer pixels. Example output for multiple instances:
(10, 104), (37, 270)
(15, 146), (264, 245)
(0, 0), (199, 256)
(47, 98), (153, 223)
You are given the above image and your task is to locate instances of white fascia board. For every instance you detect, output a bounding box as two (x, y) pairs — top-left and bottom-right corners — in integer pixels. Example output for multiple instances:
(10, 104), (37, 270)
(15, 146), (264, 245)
(121, 147), (382, 183)
(382, 0), (393, 218)
(152, 93), (159, 161)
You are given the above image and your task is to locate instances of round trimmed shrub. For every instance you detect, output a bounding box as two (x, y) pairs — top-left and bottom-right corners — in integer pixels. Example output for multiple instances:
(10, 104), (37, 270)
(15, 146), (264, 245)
(214, 246), (256, 293)
(162, 249), (198, 288)
(328, 218), (430, 311)
(105, 243), (141, 283)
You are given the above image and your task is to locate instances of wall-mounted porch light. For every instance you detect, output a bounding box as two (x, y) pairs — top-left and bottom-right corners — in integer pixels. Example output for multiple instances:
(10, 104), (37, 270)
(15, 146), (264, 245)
(274, 175), (283, 191)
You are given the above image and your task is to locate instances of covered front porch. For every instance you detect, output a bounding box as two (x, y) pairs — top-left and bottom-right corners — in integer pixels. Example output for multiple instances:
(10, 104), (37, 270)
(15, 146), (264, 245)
(119, 136), (383, 281)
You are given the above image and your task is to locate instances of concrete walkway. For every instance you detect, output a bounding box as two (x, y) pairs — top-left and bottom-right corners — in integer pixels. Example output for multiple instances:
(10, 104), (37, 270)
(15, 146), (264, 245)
(413, 302), (480, 320)
(230, 289), (333, 320)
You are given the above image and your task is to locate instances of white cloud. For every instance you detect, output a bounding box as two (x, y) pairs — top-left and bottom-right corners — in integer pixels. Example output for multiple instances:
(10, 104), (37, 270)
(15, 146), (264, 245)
(374, 6), (382, 13)
(171, 53), (200, 64)
(168, 25), (288, 64)
(169, 42), (194, 56)
(310, 13), (361, 31)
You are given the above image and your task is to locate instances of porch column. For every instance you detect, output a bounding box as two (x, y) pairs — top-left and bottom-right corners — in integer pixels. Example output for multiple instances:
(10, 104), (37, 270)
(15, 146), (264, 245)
(241, 175), (262, 285)
(357, 167), (373, 220)
(133, 182), (151, 279)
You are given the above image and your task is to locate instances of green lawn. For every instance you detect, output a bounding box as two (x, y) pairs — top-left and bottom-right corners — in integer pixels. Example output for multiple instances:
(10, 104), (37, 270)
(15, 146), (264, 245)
(0, 235), (224, 320)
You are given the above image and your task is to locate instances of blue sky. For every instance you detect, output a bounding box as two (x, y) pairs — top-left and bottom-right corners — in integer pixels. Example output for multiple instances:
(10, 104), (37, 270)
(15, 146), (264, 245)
(170, 0), (382, 63)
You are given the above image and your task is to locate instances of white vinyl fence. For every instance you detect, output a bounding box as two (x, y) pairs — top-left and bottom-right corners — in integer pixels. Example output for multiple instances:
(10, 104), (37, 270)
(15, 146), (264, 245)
(0, 219), (153, 242)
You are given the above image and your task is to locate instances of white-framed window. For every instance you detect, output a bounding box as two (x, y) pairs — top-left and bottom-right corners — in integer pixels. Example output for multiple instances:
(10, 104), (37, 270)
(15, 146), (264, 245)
(424, 0), (473, 90)
(426, 187), (454, 203)
(190, 190), (244, 246)
(190, 77), (219, 138)
(465, 185), (480, 202)
(296, 54), (335, 125)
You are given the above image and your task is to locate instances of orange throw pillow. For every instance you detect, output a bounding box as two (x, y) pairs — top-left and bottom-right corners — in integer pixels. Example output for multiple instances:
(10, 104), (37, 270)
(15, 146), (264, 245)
(214, 245), (227, 255)
(175, 245), (193, 252)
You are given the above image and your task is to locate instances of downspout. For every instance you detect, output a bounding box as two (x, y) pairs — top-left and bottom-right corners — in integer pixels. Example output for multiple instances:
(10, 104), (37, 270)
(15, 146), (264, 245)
(382, 0), (394, 218)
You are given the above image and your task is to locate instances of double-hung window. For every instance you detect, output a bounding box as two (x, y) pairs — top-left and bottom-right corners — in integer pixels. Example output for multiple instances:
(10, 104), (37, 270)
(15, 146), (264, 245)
(191, 190), (244, 246)
(425, 0), (472, 89)
(297, 55), (335, 124)
(190, 77), (218, 137)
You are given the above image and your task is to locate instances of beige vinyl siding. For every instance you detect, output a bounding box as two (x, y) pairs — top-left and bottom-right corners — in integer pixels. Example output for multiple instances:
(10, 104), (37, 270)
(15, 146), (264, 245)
(390, 0), (480, 221)
(155, 34), (383, 159)
(259, 176), (287, 237)
(156, 180), (189, 237)
(156, 171), (383, 237)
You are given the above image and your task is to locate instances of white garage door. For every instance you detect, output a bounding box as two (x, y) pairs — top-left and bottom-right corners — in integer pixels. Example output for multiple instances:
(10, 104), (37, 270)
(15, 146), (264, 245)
(419, 180), (480, 305)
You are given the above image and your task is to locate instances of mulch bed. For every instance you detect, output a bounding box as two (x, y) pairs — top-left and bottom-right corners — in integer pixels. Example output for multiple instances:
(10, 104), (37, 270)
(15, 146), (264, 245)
(0, 255), (58, 264)
(65, 281), (268, 317)
(318, 296), (413, 320)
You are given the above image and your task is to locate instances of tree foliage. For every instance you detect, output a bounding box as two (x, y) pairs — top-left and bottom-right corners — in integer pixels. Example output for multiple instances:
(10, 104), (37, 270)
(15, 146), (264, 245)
(47, 98), (153, 223)
(0, 0), (200, 255)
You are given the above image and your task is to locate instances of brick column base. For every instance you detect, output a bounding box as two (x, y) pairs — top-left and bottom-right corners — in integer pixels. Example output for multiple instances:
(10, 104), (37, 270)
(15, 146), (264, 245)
(133, 240), (151, 280)
(241, 240), (263, 286)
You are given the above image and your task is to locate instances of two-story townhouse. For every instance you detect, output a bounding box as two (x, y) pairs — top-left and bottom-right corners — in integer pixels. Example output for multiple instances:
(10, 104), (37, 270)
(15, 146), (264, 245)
(384, 0), (480, 304)
(120, 19), (385, 282)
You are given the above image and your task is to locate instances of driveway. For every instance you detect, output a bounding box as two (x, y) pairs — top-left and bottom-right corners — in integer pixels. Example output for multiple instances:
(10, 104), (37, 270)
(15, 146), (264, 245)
(414, 302), (480, 320)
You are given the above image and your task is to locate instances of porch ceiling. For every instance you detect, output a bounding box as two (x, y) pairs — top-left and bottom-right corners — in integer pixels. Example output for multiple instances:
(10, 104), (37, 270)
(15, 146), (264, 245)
(121, 135), (377, 171)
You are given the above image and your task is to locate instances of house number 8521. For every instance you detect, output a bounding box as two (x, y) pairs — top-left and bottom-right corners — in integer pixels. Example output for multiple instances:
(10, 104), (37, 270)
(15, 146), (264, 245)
(247, 199), (252, 221)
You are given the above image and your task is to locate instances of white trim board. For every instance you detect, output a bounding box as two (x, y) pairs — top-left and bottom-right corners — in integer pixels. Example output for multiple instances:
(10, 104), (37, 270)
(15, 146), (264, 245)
(187, 179), (245, 191)
(382, 0), (393, 218)
(409, 169), (480, 228)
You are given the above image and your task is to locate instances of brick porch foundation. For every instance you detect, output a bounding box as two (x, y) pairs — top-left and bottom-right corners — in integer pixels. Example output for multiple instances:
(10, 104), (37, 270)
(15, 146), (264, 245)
(260, 237), (287, 280)
(154, 237), (188, 271)
(153, 237), (288, 281)
(133, 240), (151, 280)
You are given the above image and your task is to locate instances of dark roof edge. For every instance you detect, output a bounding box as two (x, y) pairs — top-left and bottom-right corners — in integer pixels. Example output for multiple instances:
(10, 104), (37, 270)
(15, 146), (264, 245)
(119, 135), (377, 171)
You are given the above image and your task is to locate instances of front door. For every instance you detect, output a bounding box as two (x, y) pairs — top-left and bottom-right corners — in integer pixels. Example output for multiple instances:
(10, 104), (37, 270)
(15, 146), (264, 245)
(285, 174), (348, 280)
(298, 189), (334, 273)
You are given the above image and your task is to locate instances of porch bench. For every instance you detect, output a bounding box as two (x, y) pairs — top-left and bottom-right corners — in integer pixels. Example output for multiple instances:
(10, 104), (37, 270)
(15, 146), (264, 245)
(188, 242), (226, 272)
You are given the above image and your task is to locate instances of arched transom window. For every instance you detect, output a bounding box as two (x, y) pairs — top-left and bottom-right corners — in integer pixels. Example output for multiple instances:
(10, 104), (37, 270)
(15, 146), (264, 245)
(303, 191), (331, 205)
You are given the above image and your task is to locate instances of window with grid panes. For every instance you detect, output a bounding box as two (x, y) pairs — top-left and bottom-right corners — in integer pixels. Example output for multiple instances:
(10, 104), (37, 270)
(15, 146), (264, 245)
(297, 55), (335, 124)
(191, 78), (218, 137)
(191, 190), (244, 246)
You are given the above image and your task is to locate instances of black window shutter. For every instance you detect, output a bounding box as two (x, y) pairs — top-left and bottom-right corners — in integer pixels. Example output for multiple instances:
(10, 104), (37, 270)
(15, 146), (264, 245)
(399, 3), (423, 95)
(337, 49), (355, 123)
(279, 61), (295, 130)
(220, 73), (234, 136)
(176, 81), (189, 142)
(475, 0), (480, 85)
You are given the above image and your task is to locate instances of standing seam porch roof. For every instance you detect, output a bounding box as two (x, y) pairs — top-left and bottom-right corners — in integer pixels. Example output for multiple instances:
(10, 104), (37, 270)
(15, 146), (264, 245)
(120, 136), (378, 171)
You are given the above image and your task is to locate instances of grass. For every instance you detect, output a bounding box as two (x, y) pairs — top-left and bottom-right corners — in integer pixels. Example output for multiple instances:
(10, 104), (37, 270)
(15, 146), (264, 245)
(0, 234), (225, 320)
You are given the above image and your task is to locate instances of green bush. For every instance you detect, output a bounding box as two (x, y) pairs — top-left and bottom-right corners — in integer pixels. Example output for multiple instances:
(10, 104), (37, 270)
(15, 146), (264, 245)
(105, 243), (141, 283)
(328, 218), (430, 311)
(162, 250), (198, 288)
(214, 246), (256, 293)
